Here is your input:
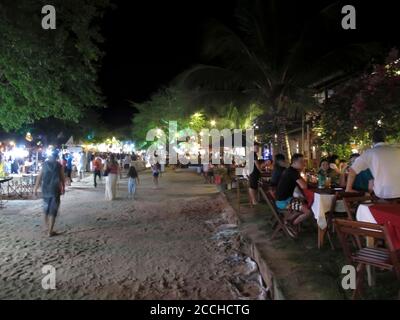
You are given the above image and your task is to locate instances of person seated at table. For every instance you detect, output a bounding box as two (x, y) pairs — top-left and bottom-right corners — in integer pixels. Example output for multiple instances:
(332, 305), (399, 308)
(323, 156), (341, 185)
(346, 128), (400, 200)
(270, 153), (286, 187)
(275, 153), (312, 226)
(340, 153), (374, 193)
(339, 159), (347, 173)
(264, 158), (273, 173)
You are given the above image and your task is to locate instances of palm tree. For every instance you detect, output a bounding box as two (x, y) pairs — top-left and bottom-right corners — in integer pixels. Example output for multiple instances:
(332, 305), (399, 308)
(177, 0), (379, 160)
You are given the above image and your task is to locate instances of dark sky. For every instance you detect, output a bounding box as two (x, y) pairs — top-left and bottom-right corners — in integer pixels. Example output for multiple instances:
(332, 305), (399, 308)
(99, 0), (235, 128)
(98, 0), (400, 129)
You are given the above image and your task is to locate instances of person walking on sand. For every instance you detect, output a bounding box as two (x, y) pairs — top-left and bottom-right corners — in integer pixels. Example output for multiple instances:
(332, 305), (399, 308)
(105, 154), (119, 200)
(93, 154), (102, 188)
(127, 164), (140, 199)
(77, 151), (86, 181)
(34, 149), (65, 237)
(151, 162), (161, 188)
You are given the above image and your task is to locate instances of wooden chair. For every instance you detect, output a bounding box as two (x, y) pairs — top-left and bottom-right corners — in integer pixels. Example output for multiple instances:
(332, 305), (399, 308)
(317, 192), (367, 249)
(334, 218), (400, 299)
(343, 195), (374, 221)
(235, 176), (251, 213)
(258, 186), (296, 239)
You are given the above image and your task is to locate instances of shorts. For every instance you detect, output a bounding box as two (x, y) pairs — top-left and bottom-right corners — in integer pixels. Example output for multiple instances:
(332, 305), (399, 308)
(249, 174), (259, 190)
(275, 197), (293, 210)
(66, 168), (72, 178)
(43, 196), (60, 217)
(153, 172), (159, 177)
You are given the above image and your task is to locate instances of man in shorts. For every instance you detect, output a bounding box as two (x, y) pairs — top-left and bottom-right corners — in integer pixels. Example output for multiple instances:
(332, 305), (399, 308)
(34, 149), (65, 237)
(275, 153), (311, 227)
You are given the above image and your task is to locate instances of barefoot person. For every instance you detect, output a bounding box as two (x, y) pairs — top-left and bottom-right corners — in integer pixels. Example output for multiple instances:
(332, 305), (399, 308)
(34, 149), (65, 237)
(275, 153), (312, 232)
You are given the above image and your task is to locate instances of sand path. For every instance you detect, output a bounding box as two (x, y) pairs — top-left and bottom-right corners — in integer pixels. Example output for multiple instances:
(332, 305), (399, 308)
(0, 169), (266, 299)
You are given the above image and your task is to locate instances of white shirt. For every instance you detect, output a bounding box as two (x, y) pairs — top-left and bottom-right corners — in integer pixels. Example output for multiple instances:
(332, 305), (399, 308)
(351, 143), (400, 199)
(124, 156), (131, 165)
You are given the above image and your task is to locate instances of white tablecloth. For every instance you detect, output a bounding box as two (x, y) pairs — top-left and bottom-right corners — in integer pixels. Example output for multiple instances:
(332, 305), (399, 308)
(293, 187), (345, 229)
(356, 204), (377, 224)
(312, 193), (345, 230)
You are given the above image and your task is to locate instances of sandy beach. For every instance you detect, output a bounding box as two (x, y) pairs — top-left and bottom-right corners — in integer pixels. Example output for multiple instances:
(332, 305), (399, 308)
(0, 169), (266, 299)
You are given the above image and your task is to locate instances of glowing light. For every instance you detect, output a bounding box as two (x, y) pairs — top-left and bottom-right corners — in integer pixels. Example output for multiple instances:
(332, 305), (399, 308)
(210, 120), (216, 127)
(7, 147), (29, 159)
(317, 132), (322, 137)
(353, 126), (358, 130)
(25, 132), (33, 142)
(377, 119), (383, 126)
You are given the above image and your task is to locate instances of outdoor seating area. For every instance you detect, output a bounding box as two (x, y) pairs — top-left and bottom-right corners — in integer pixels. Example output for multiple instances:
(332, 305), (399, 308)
(225, 182), (400, 300)
(224, 136), (400, 299)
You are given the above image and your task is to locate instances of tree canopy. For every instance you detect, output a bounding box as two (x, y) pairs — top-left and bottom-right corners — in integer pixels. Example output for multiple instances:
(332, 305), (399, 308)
(317, 48), (400, 155)
(0, 0), (109, 131)
(176, 0), (381, 159)
(131, 87), (263, 147)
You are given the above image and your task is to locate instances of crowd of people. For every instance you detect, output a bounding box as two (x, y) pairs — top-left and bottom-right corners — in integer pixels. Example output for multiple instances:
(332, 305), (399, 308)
(33, 150), (145, 237)
(246, 128), (400, 236)
(29, 127), (400, 238)
(0, 154), (37, 176)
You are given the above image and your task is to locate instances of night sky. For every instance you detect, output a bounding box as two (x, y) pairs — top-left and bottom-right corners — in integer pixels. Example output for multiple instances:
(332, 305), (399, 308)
(99, 0), (235, 128)
(98, 0), (399, 128)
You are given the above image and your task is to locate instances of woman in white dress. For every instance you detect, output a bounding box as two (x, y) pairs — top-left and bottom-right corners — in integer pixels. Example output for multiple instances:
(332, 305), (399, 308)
(105, 154), (119, 200)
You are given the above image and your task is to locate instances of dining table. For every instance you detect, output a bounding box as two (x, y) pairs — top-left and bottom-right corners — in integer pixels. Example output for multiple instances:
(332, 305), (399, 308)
(357, 203), (400, 250)
(356, 202), (400, 286)
(294, 186), (347, 230)
(294, 185), (365, 249)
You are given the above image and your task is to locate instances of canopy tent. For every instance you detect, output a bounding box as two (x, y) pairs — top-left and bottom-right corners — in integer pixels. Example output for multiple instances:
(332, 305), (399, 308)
(65, 136), (84, 147)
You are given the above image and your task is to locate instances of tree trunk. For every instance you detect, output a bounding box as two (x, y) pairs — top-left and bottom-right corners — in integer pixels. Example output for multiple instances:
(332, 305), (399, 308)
(276, 116), (291, 161)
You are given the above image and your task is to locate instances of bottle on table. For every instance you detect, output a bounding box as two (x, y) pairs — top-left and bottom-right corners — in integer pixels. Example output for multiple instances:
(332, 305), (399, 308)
(318, 173), (326, 189)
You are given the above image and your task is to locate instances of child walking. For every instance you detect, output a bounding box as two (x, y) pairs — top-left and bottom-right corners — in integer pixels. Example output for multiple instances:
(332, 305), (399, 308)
(127, 165), (139, 199)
